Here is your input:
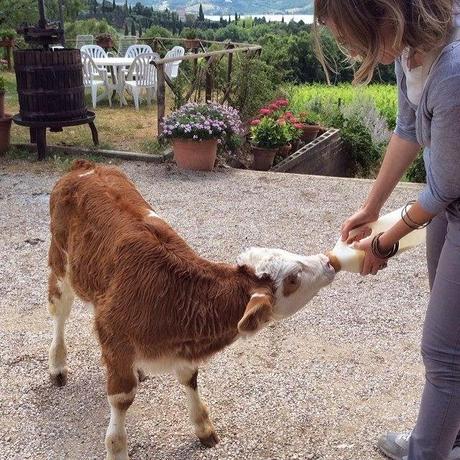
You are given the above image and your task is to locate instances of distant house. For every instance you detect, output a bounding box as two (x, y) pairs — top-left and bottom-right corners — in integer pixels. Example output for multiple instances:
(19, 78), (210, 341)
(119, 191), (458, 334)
(177, 7), (186, 21)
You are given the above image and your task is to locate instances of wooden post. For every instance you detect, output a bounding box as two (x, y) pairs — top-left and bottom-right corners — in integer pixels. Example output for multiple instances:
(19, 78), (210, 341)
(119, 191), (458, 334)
(6, 45), (13, 71)
(156, 62), (166, 136)
(205, 56), (213, 102)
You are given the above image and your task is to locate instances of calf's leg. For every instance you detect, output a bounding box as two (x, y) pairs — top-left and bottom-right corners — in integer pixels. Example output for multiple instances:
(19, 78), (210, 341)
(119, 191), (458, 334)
(48, 271), (74, 386)
(104, 352), (138, 460)
(176, 366), (219, 447)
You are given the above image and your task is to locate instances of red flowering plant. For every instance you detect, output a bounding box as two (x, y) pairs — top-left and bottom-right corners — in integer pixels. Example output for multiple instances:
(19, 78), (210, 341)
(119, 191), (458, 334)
(249, 98), (303, 145)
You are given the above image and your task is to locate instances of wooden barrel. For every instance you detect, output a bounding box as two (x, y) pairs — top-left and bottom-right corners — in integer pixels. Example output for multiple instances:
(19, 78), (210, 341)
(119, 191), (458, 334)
(14, 49), (86, 122)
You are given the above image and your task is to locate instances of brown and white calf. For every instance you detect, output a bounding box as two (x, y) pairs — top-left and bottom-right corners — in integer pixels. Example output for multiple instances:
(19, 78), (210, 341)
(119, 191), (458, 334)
(47, 160), (335, 460)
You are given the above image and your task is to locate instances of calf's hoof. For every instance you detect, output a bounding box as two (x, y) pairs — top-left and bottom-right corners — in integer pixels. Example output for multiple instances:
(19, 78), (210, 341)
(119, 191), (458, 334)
(137, 368), (148, 382)
(106, 453), (129, 460)
(198, 431), (219, 448)
(50, 370), (68, 387)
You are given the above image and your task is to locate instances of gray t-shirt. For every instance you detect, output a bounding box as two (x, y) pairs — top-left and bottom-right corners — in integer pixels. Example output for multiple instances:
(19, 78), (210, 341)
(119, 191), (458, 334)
(394, 35), (460, 216)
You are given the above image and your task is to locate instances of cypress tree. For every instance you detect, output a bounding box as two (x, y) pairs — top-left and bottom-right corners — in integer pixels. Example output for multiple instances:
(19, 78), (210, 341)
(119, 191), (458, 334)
(234, 12), (237, 23)
(198, 3), (205, 21)
(124, 23), (129, 35)
(131, 21), (136, 36)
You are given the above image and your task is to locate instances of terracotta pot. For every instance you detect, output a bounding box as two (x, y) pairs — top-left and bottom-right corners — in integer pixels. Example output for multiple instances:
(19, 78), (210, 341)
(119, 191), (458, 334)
(184, 39), (200, 49)
(0, 91), (4, 119)
(0, 114), (13, 154)
(300, 124), (320, 143)
(172, 138), (218, 171)
(279, 143), (292, 158)
(251, 145), (278, 171)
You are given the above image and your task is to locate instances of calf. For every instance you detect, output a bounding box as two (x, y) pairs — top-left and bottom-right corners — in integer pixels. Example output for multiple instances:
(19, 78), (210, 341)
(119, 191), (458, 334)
(47, 160), (335, 459)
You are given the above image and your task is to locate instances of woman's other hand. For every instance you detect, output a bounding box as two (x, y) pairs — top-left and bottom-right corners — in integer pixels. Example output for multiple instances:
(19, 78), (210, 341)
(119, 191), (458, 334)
(341, 206), (379, 243)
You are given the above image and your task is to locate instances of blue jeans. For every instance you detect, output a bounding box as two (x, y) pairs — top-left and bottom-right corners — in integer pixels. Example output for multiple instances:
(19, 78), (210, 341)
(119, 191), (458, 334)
(408, 204), (460, 459)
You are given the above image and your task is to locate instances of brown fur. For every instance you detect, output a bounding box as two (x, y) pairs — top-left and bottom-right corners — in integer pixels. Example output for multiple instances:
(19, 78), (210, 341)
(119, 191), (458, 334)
(48, 160), (275, 395)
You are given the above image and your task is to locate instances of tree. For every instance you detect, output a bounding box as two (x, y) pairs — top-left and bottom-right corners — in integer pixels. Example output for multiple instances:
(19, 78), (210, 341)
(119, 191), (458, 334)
(131, 20), (136, 36)
(112, 0), (115, 10)
(234, 12), (238, 24)
(198, 3), (205, 21)
(138, 24), (142, 37)
(124, 22), (129, 35)
(124, 0), (128, 12)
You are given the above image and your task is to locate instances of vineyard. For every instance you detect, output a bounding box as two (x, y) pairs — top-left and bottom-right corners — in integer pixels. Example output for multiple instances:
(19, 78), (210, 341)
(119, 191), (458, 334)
(287, 83), (398, 129)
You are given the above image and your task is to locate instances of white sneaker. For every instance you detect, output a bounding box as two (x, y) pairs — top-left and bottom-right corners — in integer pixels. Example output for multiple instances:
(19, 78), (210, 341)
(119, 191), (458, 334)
(378, 431), (460, 460)
(378, 431), (411, 460)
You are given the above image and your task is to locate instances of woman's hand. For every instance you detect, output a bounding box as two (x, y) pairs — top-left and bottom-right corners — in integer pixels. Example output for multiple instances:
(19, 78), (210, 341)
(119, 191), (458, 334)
(341, 206), (379, 243)
(353, 236), (389, 276)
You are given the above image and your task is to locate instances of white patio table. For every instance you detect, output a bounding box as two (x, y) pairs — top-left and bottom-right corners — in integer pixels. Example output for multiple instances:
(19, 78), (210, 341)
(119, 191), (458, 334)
(93, 57), (134, 105)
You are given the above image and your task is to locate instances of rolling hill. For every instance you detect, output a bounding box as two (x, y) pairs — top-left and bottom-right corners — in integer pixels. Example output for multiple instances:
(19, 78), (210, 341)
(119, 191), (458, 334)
(140, 0), (313, 15)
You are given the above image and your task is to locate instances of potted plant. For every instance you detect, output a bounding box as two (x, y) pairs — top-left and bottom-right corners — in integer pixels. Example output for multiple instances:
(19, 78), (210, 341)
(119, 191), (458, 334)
(249, 116), (289, 171)
(183, 28), (200, 50)
(278, 111), (303, 157)
(161, 102), (243, 171)
(0, 28), (16, 47)
(96, 33), (114, 49)
(297, 111), (321, 143)
(0, 76), (13, 154)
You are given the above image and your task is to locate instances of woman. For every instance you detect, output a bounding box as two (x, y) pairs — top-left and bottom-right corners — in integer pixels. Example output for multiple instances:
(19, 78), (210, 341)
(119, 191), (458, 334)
(314, 1), (460, 459)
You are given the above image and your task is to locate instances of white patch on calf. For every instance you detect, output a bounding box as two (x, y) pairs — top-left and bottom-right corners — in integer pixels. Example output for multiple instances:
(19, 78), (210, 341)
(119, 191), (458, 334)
(78, 170), (94, 177)
(237, 247), (335, 320)
(106, 389), (136, 460)
(148, 210), (160, 218)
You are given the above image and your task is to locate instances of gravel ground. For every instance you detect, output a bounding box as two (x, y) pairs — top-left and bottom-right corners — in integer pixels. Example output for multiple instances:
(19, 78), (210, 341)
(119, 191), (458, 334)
(0, 159), (428, 460)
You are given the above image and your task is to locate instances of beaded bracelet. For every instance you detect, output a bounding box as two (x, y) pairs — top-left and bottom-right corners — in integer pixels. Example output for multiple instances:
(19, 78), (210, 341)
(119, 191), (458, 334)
(371, 232), (399, 259)
(401, 200), (432, 230)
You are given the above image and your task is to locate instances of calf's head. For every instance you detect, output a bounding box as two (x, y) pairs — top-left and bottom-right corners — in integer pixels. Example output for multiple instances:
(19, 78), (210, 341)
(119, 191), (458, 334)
(237, 247), (335, 335)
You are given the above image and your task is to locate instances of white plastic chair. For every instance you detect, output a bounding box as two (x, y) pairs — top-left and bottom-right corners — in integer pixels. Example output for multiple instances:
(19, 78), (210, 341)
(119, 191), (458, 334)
(164, 46), (185, 80)
(81, 51), (114, 108)
(76, 34), (94, 49)
(80, 44), (108, 59)
(123, 53), (159, 110)
(118, 36), (138, 57)
(124, 44), (153, 58)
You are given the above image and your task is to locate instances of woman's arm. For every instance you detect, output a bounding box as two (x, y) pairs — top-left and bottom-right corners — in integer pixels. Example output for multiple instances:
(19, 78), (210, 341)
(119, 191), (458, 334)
(355, 201), (435, 275)
(341, 59), (421, 241)
(341, 134), (421, 241)
(356, 70), (460, 275)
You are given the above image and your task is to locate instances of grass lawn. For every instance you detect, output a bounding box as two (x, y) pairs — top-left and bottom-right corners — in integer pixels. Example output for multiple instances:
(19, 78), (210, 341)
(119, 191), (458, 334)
(3, 71), (173, 154)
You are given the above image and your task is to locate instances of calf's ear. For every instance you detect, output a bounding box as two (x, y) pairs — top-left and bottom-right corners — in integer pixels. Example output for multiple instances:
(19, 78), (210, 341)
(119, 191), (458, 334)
(238, 291), (273, 337)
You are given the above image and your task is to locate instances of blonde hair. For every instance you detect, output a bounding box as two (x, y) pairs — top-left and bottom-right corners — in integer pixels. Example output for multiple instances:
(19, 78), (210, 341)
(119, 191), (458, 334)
(314, 0), (454, 83)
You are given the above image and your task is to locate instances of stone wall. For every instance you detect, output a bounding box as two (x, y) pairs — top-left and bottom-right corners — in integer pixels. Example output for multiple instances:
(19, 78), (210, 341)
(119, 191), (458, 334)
(270, 128), (352, 177)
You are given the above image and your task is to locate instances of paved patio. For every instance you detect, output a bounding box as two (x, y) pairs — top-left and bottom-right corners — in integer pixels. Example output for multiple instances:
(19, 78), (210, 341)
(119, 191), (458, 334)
(0, 159), (428, 460)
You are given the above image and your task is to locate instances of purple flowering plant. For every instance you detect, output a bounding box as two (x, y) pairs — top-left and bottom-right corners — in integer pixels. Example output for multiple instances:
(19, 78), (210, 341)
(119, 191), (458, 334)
(160, 102), (243, 142)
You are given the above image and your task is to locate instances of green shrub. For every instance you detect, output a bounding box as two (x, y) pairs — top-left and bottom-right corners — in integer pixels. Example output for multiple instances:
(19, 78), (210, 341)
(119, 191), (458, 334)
(144, 25), (172, 39)
(306, 98), (386, 177)
(0, 28), (17, 39)
(230, 56), (279, 122)
(181, 27), (198, 39)
(406, 153), (426, 183)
